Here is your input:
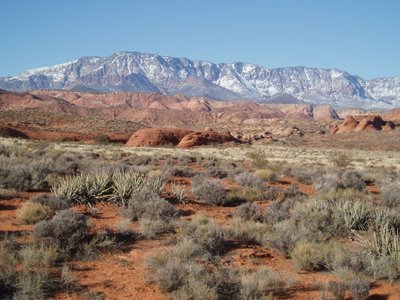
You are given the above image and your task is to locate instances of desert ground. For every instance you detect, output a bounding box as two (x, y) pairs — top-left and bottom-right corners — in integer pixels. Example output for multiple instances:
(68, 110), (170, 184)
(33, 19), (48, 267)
(1, 90), (400, 300)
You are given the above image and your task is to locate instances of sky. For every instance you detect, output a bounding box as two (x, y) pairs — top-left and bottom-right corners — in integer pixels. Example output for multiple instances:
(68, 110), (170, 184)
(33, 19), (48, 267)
(1, 0), (399, 79)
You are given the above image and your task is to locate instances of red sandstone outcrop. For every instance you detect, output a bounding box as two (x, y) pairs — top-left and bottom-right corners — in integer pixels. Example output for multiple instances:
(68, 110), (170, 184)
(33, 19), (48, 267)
(177, 130), (241, 148)
(125, 128), (193, 147)
(331, 115), (396, 134)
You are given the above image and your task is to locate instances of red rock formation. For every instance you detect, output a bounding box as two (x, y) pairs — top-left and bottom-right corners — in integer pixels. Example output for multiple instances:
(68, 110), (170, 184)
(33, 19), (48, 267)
(331, 115), (396, 134)
(126, 128), (193, 147)
(177, 130), (241, 148)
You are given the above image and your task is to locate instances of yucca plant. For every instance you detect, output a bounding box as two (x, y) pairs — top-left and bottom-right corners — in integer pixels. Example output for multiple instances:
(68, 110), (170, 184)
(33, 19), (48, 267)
(336, 201), (371, 231)
(370, 207), (400, 231)
(112, 170), (147, 205)
(83, 171), (113, 200)
(52, 171), (113, 206)
(147, 176), (167, 195)
(171, 182), (187, 203)
(354, 227), (400, 260)
(52, 175), (87, 205)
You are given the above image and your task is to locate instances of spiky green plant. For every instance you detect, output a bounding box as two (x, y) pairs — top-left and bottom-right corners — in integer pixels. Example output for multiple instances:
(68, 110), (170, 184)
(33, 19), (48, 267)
(335, 201), (371, 231)
(354, 227), (400, 260)
(112, 170), (147, 205)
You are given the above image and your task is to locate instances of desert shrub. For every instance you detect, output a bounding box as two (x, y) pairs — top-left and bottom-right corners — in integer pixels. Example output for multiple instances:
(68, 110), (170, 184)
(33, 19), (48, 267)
(263, 220), (300, 256)
(32, 210), (89, 257)
(16, 202), (53, 225)
(290, 199), (344, 243)
(342, 171), (366, 192)
(166, 166), (199, 178)
(191, 175), (227, 206)
(347, 279), (370, 300)
(246, 149), (269, 169)
(255, 169), (278, 182)
(0, 161), (32, 191)
(202, 160), (229, 179)
(313, 173), (341, 192)
(234, 202), (263, 222)
(291, 242), (336, 272)
(227, 186), (269, 203)
(234, 171), (263, 188)
(126, 155), (152, 166)
(289, 167), (323, 184)
(0, 188), (17, 200)
(380, 182), (400, 209)
(240, 267), (291, 298)
(94, 134), (111, 144)
(180, 215), (225, 257)
(263, 197), (298, 224)
(331, 152), (352, 168)
(14, 267), (50, 300)
(30, 194), (70, 211)
(325, 281), (347, 300)
(122, 189), (177, 222)
(53, 154), (79, 176)
(170, 182), (187, 203)
(0, 240), (17, 297)
(139, 218), (175, 239)
(228, 218), (270, 244)
(154, 259), (186, 292)
(172, 239), (204, 263)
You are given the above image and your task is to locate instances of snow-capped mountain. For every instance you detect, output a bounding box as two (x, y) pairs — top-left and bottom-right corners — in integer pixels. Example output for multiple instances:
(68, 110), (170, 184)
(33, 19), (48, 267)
(0, 51), (399, 109)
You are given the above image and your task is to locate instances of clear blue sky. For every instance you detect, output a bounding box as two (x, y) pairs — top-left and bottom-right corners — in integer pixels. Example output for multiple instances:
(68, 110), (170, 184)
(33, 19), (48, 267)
(1, 0), (399, 79)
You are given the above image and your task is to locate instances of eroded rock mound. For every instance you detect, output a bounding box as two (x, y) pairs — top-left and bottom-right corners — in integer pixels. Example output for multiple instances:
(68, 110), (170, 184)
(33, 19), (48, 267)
(126, 128), (193, 147)
(331, 115), (396, 134)
(177, 130), (241, 148)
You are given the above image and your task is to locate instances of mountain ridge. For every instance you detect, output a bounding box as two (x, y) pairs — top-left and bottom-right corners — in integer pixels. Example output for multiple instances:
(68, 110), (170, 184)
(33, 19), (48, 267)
(1, 51), (399, 109)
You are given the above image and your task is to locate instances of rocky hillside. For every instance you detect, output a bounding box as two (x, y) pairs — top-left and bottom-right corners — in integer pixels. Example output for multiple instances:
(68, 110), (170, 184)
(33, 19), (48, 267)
(1, 51), (399, 108)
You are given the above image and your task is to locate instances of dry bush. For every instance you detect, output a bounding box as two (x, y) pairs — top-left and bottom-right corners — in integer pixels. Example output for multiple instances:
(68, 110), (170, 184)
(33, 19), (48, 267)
(180, 215), (225, 257)
(341, 170), (366, 192)
(122, 189), (177, 222)
(16, 202), (53, 225)
(234, 202), (264, 222)
(191, 175), (228, 206)
(32, 210), (89, 258)
(291, 242), (335, 272)
(240, 267), (290, 298)
(380, 182), (400, 209)
(227, 186), (269, 203)
(30, 194), (70, 211)
(234, 171), (263, 188)
(255, 169), (278, 182)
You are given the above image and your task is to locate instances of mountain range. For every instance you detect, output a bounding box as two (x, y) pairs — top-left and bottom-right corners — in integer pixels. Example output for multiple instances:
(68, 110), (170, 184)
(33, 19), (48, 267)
(1, 51), (399, 109)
